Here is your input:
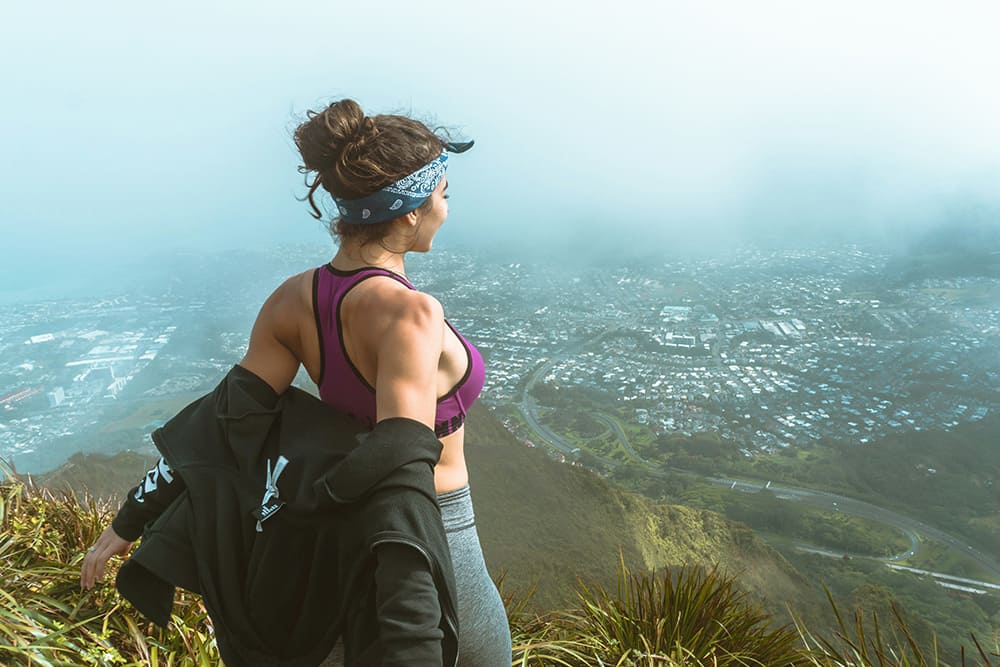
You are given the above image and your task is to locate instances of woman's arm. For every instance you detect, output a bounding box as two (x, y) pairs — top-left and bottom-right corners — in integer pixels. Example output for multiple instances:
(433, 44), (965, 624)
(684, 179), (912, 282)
(80, 456), (182, 590)
(368, 288), (446, 659)
(373, 289), (445, 429)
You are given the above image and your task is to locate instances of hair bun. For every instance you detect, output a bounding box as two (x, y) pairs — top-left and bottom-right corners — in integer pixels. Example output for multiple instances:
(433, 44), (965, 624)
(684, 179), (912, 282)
(294, 97), (446, 218)
(295, 99), (377, 173)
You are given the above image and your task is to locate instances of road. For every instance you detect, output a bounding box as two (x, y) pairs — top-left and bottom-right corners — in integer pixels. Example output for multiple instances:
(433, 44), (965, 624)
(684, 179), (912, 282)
(709, 476), (1000, 580)
(592, 413), (649, 464)
(717, 478), (919, 560)
(517, 394), (620, 467)
(517, 337), (622, 466)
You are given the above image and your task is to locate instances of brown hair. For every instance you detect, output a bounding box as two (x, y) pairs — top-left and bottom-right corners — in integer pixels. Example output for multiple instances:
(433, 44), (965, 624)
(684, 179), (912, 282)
(294, 99), (446, 245)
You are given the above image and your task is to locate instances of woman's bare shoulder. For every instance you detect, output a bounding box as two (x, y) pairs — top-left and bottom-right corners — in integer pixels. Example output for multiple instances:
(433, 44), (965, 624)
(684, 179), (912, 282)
(346, 276), (444, 338)
(267, 269), (315, 312)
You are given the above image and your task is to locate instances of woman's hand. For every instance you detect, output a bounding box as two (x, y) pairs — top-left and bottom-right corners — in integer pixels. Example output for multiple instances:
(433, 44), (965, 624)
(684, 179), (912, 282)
(80, 525), (133, 590)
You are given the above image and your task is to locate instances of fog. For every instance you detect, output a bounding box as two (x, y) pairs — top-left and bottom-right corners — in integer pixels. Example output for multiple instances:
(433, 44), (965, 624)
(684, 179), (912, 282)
(2, 0), (999, 292)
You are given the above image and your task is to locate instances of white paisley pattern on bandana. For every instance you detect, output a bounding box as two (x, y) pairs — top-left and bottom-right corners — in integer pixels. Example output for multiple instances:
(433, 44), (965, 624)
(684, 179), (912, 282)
(332, 152), (449, 225)
(384, 155), (447, 198)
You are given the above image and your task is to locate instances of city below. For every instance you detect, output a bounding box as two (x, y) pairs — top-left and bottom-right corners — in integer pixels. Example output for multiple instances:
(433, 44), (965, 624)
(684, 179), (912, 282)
(1, 242), (998, 475)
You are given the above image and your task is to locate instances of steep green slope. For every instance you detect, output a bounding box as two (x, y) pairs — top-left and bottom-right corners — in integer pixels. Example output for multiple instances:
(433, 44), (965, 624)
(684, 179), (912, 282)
(463, 404), (814, 614)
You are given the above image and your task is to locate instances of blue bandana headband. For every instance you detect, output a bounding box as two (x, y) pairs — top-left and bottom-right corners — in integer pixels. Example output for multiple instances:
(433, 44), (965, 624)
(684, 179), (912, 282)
(333, 140), (473, 225)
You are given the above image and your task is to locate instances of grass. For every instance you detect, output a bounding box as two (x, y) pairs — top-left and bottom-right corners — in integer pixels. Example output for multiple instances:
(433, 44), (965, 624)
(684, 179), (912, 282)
(570, 552), (812, 666)
(795, 586), (1000, 667)
(0, 463), (221, 666)
(1, 464), (998, 667)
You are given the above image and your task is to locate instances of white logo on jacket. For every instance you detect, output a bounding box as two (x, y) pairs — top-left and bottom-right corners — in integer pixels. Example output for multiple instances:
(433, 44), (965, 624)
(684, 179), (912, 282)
(133, 458), (174, 503)
(256, 456), (290, 532)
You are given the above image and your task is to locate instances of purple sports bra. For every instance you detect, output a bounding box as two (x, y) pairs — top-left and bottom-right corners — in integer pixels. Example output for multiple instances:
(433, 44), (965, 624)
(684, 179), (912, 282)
(314, 264), (485, 438)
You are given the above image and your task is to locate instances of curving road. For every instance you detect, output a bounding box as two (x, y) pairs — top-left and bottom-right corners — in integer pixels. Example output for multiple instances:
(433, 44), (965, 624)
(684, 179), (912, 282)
(592, 413), (648, 463)
(708, 476), (1000, 580)
(517, 394), (619, 467)
(717, 478), (920, 560)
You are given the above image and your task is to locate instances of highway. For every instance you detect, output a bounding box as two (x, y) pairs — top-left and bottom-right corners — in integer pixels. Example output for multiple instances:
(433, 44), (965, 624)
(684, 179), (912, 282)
(517, 393), (620, 467)
(709, 476), (1000, 580)
(592, 413), (648, 464)
(517, 343), (621, 466)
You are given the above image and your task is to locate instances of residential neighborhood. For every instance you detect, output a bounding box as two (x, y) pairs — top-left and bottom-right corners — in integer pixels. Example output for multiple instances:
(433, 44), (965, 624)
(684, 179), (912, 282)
(1, 243), (997, 472)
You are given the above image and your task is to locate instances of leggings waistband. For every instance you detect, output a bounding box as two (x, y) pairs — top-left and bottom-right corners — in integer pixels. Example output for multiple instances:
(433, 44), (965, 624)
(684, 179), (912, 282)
(436, 484), (474, 533)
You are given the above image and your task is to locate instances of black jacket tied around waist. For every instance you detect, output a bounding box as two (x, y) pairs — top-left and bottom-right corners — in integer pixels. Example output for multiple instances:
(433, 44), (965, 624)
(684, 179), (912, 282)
(113, 365), (460, 667)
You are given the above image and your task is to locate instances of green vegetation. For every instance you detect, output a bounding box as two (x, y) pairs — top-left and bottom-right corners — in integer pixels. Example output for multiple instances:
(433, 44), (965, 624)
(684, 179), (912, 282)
(10, 397), (1000, 665)
(3, 474), (996, 666)
(517, 379), (1000, 663)
(675, 484), (911, 558)
(781, 549), (1000, 663)
(605, 411), (1000, 572)
(506, 557), (814, 666)
(463, 404), (813, 617)
(727, 416), (1000, 558)
(529, 381), (657, 463)
(571, 556), (810, 666)
(0, 471), (221, 666)
(18, 407), (812, 623)
(605, 459), (999, 660)
(906, 542), (998, 584)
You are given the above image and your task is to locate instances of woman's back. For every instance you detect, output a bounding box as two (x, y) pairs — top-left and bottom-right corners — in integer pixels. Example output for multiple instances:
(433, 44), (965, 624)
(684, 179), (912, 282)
(313, 263), (485, 438)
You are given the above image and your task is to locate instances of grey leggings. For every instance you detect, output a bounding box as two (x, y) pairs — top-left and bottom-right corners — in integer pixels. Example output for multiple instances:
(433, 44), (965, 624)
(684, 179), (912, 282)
(438, 485), (512, 666)
(322, 485), (511, 666)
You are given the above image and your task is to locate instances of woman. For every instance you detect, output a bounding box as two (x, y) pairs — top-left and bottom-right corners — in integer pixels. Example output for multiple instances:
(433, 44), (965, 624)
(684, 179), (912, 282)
(82, 99), (512, 665)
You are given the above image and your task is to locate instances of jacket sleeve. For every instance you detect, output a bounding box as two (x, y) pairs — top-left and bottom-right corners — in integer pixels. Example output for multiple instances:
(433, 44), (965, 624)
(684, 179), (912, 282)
(372, 542), (445, 666)
(111, 457), (186, 542)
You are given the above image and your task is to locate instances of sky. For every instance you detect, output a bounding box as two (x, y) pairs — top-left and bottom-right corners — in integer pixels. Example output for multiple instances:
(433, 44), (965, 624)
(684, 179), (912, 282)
(2, 0), (999, 292)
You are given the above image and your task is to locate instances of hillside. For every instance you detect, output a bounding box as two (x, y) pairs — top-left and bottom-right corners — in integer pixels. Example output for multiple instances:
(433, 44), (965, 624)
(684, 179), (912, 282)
(463, 403), (813, 614)
(33, 399), (817, 619)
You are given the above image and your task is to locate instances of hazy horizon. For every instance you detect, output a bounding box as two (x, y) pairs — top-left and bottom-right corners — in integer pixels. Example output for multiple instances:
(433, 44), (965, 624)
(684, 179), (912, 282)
(2, 0), (999, 292)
